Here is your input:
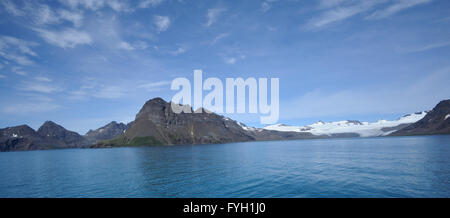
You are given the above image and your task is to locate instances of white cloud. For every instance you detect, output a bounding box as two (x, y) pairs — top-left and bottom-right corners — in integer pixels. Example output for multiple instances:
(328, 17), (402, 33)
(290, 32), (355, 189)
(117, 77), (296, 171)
(0, 74), (6, 79)
(170, 47), (186, 56)
(307, 0), (432, 30)
(70, 79), (128, 99)
(0, 36), (38, 66)
(118, 41), (135, 50)
(0, 0), (24, 16)
(12, 67), (28, 76)
(261, 2), (271, 13)
(59, 0), (131, 12)
(58, 9), (84, 27)
(34, 28), (92, 48)
(206, 8), (226, 27)
(306, 1), (383, 29)
(224, 54), (245, 65)
(132, 41), (149, 50)
(18, 81), (62, 93)
(92, 85), (127, 99)
(118, 40), (149, 50)
(225, 57), (237, 64)
(211, 33), (229, 44)
(154, 15), (171, 32)
(139, 0), (164, 8)
(368, 0), (432, 19)
(35, 76), (52, 82)
(0, 52), (34, 66)
(138, 80), (171, 91)
(399, 41), (450, 53)
(33, 4), (60, 26)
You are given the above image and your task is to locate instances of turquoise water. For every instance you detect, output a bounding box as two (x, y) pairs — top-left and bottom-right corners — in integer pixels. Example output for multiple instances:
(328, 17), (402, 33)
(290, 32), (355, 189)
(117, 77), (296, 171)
(0, 135), (449, 198)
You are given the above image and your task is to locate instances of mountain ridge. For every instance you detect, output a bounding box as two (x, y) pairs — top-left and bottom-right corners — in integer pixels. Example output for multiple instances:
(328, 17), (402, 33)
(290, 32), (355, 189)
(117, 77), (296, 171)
(1, 98), (449, 151)
(390, 100), (450, 136)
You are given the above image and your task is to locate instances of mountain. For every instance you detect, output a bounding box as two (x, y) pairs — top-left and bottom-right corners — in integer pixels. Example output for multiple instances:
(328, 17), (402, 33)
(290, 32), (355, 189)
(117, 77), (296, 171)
(3, 98), (449, 151)
(37, 121), (88, 148)
(85, 121), (128, 144)
(94, 98), (323, 148)
(264, 112), (428, 137)
(390, 100), (450, 136)
(0, 121), (88, 152)
(0, 125), (45, 151)
(94, 98), (255, 147)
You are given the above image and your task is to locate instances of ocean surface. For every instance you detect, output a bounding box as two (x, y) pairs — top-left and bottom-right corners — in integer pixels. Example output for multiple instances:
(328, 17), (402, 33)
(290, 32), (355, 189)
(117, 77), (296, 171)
(1, 135), (449, 198)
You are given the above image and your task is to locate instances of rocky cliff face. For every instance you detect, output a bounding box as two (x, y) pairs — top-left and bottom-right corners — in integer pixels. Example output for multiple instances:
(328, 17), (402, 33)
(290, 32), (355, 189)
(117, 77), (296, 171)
(85, 121), (128, 144)
(391, 100), (450, 136)
(94, 98), (256, 147)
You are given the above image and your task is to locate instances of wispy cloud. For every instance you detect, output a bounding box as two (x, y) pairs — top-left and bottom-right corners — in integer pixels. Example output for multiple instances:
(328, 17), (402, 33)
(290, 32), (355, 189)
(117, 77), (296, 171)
(138, 80), (171, 91)
(4, 2), (84, 27)
(261, 2), (271, 13)
(0, 0), (24, 16)
(398, 41), (450, 53)
(170, 47), (186, 56)
(0, 35), (38, 66)
(224, 55), (245, 65)
(1, 94), (61, 114)
(12, 66), (28, 76)
(70, 79), (128, 100)
(18, 81), (62, 93)
(34, 28), (92, 48)
(138, 0), (164, 8)
(57, 9), (84, 27)
(153, 15), (171, 32)
(368, 0), (432, 19)
(118, 41), (149, 51)
(306, 1), (383, 30)
(34, 76), (52, 82)
(211, 33), (229, 45)
(206, 8), (226, 27)
(32, 4), (60, 26)
(0, 74), (6, 79)
(59, 0), (131, 12)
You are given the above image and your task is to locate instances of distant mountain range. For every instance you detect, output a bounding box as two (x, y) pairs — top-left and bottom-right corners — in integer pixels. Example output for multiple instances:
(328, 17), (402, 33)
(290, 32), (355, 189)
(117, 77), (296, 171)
(264, 112), (428, 137)
(1, 98), (449, 152)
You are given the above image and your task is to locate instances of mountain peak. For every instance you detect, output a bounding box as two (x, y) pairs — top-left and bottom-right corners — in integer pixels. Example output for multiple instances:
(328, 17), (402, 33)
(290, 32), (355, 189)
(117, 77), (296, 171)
(145, 97), (167, 105)
(391, 100), (450, 136)
(85, 121), (128, 143)
(437, 99), (450, 107)
(38, 121), (65, 132)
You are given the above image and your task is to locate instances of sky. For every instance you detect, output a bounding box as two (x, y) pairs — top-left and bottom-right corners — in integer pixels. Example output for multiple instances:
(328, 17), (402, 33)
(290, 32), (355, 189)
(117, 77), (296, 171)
(0, 0), (450, 134)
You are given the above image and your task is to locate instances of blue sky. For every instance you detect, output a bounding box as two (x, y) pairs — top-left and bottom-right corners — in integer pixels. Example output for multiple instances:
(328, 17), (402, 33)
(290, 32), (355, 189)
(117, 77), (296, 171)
(0, 0), (450, 134)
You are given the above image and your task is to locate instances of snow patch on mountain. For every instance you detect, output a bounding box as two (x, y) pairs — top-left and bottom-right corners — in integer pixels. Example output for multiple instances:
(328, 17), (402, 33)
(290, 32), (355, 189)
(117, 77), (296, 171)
(264, 112), (427, 137)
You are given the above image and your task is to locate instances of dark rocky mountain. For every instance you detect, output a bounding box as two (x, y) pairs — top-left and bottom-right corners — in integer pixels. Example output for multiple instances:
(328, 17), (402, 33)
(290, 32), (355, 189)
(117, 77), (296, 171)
(391, 100), (450, 136)
(0, 121), (88, 152)
(37, 121), (88, 147)
(85, 121), (128, 144)
(0, 125), (45, 151)
(94, 98), (322, 148)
